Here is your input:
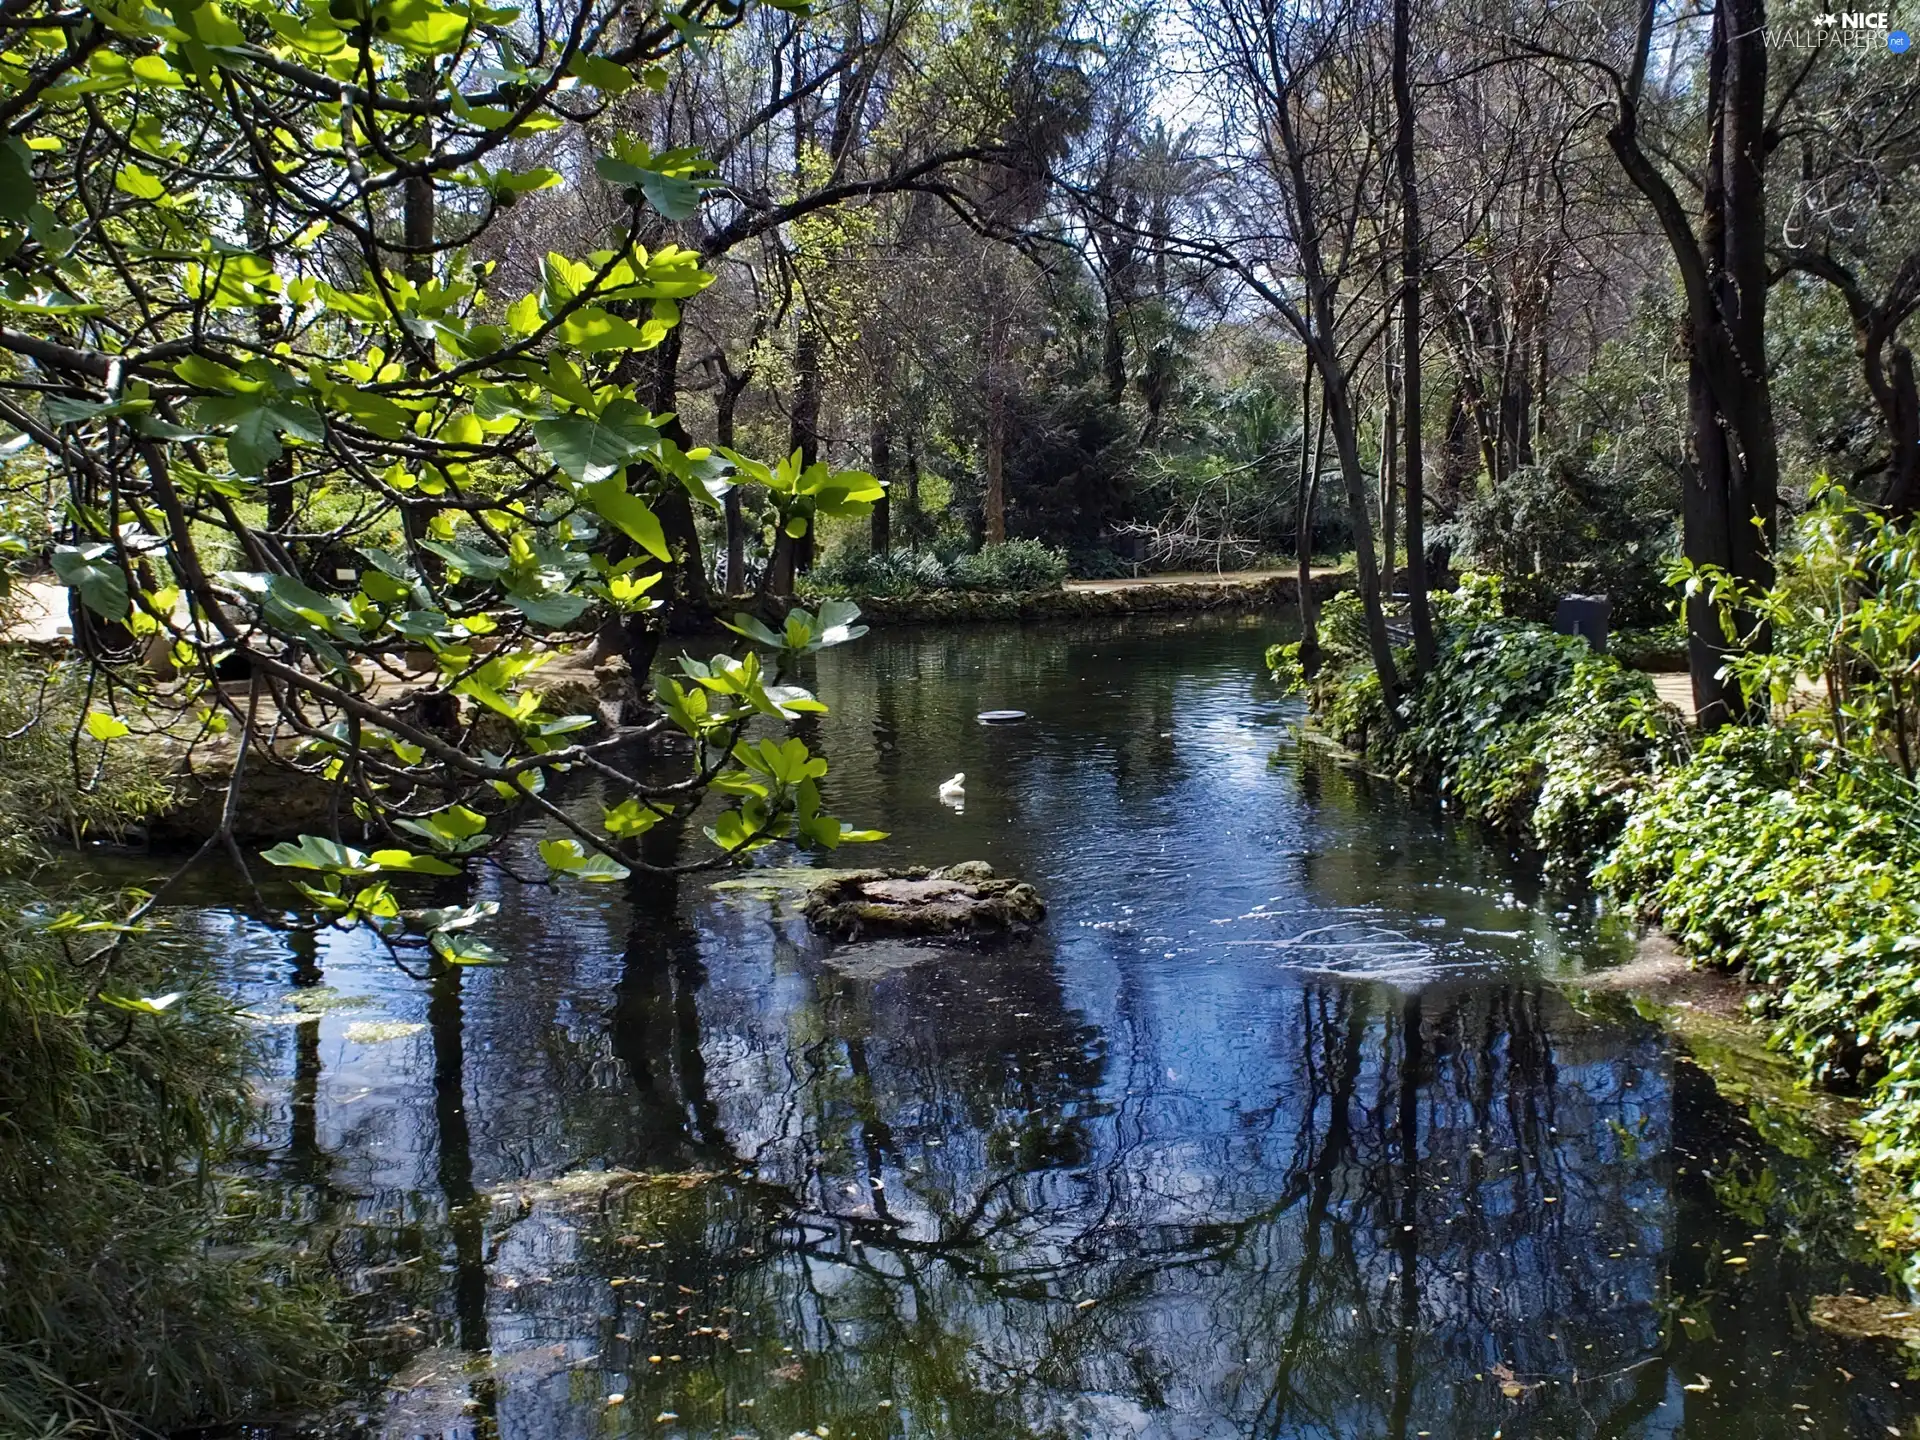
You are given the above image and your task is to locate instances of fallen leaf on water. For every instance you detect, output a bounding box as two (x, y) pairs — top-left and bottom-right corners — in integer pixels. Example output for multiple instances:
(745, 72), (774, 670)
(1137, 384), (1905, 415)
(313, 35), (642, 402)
(1684, 1375), (1711, 1393)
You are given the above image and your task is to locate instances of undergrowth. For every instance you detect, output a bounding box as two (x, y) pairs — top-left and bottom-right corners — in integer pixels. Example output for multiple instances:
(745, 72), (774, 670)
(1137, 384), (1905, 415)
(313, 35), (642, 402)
(1282, 513), (1920, 1280)
(0, 894), (342, 1436)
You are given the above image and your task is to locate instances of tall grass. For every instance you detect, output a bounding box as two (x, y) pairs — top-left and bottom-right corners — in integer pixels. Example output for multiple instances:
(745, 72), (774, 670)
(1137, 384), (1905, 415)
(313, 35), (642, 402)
(0, 895), (342, 1437)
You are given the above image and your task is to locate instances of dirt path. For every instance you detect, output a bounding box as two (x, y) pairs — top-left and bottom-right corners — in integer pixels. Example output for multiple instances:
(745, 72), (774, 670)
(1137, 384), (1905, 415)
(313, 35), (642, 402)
(1065, 566), (1343, 595)
(2, 579), (70, 643)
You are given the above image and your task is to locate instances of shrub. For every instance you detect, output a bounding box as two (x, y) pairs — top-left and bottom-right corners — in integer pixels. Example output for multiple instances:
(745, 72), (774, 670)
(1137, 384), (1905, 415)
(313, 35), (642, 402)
(949, 539), (1070, 593)
(804, 539), (1068, 598)
(1597, 730), (1920, 1272)
(0, 895), (341, 1436)
(802, 546), (951, 598)
(1280, 579), (1683, 860)
(0, 647), (174, 869)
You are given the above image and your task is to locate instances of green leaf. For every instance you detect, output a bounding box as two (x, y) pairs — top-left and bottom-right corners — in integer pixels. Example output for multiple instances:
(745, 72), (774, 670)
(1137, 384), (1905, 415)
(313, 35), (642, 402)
(582, 477), (670, 561)
(84, 711), (130, 741)
(538, 837), (630, 882)
(262, 834), (371, 873)
(722, 612), (786, 648)
(51, 543), (130, 620)
(556, 306), (659, 352)
(532, 400), (658, 484)
(569, 54), (634, 92)
(115, 162), (165, 200)
(367, 848), (463, 876)
(0, 137), (33, 222)
(432, 930), (505, 965)
(197, 394), (323, 477)
(593, 153), (707, 220)
(507, 588), (589, 628)
(603, 797), (671, 837)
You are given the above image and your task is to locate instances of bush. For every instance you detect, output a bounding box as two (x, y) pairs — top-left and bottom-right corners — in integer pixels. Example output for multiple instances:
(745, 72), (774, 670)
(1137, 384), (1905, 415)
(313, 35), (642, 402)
(802, 539), (1067, 599)
(1322, 605), (1685, 859)
(1597, 731), (1920, 1272)
(802, 546), (951, 598)
(949, 539), (1070, 593)
(0, 647), (174, 869)
(0, 895), (341, 1436)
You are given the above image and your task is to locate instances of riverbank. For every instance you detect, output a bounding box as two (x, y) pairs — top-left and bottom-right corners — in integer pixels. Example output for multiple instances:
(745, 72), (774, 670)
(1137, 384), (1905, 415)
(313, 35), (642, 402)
(798, 567), (1348, 626)
(1288, 581), (1920, 1282)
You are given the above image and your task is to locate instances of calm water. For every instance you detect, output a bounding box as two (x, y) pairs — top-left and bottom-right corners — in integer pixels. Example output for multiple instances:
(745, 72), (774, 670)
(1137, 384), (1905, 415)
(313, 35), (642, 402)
(137, 612), (1917, 1438)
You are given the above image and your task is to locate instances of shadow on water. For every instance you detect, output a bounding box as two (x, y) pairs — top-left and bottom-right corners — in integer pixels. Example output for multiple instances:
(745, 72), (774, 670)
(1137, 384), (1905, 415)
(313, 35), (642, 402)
(119, 612), (1920, 1439)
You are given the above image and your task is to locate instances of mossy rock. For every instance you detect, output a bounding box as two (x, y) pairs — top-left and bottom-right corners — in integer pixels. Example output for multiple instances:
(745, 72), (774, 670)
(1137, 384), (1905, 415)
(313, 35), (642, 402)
(797, 862), (1045, 940)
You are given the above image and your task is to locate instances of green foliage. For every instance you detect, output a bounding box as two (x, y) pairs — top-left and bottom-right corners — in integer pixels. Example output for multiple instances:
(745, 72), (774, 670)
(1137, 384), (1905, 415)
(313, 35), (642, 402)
(1680, 481), (1919, 776)
(802, 546), (954, 597)
(0, 649), (172, 868)
(1316, 602), (1686, 858)
(0, 895), (340, 1437)
(1300, 502), (1920, 1274)
(0, 0), (886, 962)
(1597, 727), (1920, 1274)
(949, 539), (1071, 593)
(802, 540), (1068, 598)
(1440, 458), (1677, 629)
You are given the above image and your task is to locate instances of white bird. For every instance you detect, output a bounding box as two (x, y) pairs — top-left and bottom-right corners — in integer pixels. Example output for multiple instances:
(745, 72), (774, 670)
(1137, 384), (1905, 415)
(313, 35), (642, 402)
(938, 772), (966, 801)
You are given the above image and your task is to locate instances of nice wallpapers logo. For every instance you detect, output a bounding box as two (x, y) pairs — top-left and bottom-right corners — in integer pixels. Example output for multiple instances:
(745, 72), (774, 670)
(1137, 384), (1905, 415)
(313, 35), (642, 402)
(1770, 8), (1913, 48)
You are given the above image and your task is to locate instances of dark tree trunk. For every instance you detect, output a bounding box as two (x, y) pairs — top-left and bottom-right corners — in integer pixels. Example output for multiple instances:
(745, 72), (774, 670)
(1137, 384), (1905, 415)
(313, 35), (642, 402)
(1609, 0), (1778, 729)
(1103, 286), (1127, 405)
(1296, 364), (1327, 680)
(714, 358), (752, 594)
(1316, 340), (1400, 698)
(870, 418), (892, 554)
(649, 325), (710, 611)
(1393, 0), (1436, 673)
(1887, 345), (1919, 519)
(788, 327), (822, 581)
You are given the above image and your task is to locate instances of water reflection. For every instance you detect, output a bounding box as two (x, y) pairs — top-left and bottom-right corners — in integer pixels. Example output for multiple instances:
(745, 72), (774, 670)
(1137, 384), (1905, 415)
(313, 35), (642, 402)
(149, 614), (1915, 1438)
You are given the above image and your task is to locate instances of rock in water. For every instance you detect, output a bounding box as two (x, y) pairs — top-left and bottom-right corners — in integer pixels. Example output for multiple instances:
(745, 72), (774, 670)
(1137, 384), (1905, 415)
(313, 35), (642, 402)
(798, 862), (1045, 940)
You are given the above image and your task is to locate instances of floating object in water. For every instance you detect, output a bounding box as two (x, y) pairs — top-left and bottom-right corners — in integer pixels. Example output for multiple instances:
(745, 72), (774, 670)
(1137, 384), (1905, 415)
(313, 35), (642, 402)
(937, 772), (966, 801)
(977, 709), (1028, 724)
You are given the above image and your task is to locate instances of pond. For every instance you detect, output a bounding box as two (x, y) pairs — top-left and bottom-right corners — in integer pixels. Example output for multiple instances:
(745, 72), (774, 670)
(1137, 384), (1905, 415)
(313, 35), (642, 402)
(139, 611), (1916, 1439)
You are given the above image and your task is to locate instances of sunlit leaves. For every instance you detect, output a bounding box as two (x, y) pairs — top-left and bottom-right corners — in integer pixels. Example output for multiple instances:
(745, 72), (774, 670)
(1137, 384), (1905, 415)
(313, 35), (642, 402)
(84, 711), (130, 741)
(537, 837), (630, 882)
(593, 145), (713, 220)
(532, 400), (660, 484)
(196, 393), (323, 476)
(581, 476), (669, 561)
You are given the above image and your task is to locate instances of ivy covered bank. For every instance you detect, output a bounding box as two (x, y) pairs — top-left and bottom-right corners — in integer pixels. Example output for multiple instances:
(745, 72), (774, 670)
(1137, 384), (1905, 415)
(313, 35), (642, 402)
(1276, 488), (1920, 1277)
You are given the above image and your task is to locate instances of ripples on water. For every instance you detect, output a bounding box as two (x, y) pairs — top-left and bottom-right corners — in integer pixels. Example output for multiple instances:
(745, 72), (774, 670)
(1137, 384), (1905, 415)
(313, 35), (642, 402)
(150, 613), (1916, 1438)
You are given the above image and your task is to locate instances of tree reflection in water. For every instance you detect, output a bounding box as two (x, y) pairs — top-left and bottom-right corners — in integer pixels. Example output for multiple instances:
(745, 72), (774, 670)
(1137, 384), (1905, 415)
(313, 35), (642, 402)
(178, 616), (1913, 1438)
(440, 927), (1911, 1440)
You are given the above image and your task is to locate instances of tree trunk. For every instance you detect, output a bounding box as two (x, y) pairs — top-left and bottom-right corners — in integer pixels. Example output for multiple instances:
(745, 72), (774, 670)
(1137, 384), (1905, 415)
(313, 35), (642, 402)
(715, 374), (747, 595)
(1381, 348), (1398, 595)
(1887, 344), (1919, 520)
(1308, 328), (1399, 698)
(650, 325), (711, 612)
(1393, 0), (1436, 673)
(870, 417), (892, 554)
(1297, 363), (1328, 679)
(984, 383), (1007, 544)
(789, 327), (822, 579)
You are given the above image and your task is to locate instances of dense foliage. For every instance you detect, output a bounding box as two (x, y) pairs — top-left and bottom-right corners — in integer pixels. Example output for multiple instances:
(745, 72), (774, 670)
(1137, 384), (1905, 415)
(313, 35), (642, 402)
(1291, 491), (1920, 1274)
(1275, 580), (1685, 860)
(0, 897), (339, 1437)
(802, 538), (1070, 599)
